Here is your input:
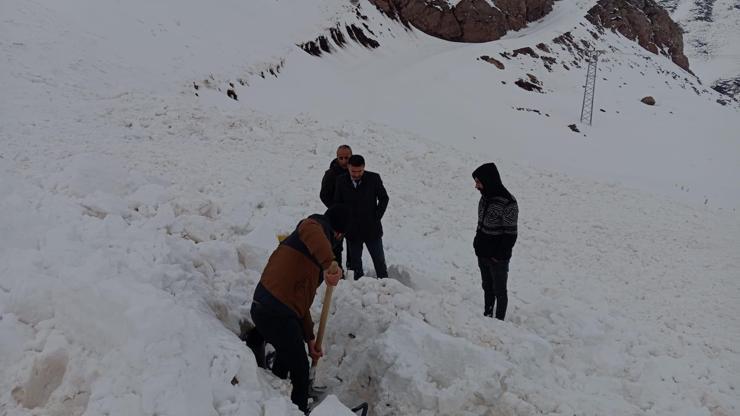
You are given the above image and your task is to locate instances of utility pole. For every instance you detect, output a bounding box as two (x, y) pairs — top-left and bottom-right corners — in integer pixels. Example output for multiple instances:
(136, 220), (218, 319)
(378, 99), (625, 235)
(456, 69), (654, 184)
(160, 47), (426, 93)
(580, 49), (603, 125)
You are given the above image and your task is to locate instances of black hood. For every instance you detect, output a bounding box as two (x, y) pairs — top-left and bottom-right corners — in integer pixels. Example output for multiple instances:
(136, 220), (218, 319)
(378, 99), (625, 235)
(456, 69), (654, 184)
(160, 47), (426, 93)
(472, 163), (511, 198)
(328, 158), (345, 173)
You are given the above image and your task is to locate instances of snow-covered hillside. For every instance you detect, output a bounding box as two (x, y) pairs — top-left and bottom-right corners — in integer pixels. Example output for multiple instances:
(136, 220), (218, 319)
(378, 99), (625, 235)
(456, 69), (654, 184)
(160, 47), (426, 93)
(1, 1), (738, 416)
(658, 0), (740, 98)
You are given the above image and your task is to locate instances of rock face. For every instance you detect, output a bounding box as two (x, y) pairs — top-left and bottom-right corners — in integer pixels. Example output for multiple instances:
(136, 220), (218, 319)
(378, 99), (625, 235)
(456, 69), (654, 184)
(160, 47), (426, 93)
(586, 0), (690, 71)
(369, 0), (554, 42)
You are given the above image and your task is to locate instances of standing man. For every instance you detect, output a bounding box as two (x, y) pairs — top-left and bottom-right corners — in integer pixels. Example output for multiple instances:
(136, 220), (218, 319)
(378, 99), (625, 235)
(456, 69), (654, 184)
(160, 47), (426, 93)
(472, 162), (518, 320)
(334, 154), (389, 279)
(320, 145), (352, 268)
(248, 205), (349, 413)
(320, 145), (352, 207)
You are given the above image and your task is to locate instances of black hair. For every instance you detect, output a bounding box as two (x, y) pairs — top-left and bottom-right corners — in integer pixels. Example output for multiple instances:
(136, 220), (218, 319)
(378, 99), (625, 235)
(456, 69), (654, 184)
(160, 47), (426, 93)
(348, 154), (365, 167)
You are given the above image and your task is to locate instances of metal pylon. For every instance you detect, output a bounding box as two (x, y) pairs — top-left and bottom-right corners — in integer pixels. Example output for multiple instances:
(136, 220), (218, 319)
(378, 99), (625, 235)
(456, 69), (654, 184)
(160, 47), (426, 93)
(580, 49), (602, 125)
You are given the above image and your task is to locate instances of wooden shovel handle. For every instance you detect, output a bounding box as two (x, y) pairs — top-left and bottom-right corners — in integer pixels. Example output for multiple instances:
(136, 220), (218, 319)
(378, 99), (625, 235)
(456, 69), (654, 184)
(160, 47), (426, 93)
(312, 261), (338, 366)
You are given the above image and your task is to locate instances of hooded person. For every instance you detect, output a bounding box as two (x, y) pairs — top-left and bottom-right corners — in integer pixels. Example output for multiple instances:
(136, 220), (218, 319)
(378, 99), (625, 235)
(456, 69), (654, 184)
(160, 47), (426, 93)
(472, 163), (518, 320)
(247, 204), (350, 413)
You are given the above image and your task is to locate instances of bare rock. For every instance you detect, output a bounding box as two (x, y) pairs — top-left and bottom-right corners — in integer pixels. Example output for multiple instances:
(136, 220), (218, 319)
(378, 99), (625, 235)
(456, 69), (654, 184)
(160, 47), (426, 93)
(512, 47), (539, 58)
(369, 0), (554, 42)
(586, 0), (690, 71)
(526, 73), (541, 85)
(480, 55), (505, 69)
(516, 78), (543, 92)
(641, 96), (656, 105)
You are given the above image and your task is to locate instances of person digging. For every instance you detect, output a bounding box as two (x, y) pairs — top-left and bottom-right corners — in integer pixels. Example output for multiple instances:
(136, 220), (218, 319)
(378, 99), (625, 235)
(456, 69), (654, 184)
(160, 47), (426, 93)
(246, 205), (349, 414)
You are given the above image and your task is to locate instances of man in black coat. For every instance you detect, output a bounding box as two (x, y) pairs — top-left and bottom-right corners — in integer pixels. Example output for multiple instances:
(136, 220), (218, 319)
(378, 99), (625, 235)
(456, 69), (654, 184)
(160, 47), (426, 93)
(320, 145), (352, 207)
(472, 162), (518, 320)
(320, 145), (352, 267)
(333, 154), (389, 279)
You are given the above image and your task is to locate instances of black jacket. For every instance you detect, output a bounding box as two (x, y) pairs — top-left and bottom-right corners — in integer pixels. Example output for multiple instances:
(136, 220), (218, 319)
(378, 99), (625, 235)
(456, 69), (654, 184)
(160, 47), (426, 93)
(472, 163), (518, 261)
(333, 171), (389, 241)
(320, 159), (346, 208)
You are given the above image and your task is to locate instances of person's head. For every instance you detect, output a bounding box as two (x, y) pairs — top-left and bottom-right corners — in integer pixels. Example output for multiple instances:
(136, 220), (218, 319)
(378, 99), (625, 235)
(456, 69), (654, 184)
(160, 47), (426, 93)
(474, 178), (483, 191)
(348, 155), (365, 182)
(336, 145), (352, 169)
(325, 204), (350, 238)
(472, 162), (510, 198)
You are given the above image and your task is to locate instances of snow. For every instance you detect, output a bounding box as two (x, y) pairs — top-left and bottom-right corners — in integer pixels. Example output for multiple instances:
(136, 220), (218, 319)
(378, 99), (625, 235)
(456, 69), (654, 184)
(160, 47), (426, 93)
(310, 395), (357, 416)
(1, 0), (739, 415)
(665, 0), (740, 85)
(241, 1), (740, 209)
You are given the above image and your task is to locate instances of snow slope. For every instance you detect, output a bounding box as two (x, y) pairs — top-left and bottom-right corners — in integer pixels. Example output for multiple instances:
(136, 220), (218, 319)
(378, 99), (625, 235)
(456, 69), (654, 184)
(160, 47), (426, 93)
(241, 0), (740, 209)
(1, 0), (739, 415)
(659, 0), (740, 94)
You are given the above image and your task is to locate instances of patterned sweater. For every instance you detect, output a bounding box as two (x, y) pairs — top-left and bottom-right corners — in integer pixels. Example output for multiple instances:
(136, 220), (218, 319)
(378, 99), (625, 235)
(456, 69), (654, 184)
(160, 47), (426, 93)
(474, 195), (518, 260)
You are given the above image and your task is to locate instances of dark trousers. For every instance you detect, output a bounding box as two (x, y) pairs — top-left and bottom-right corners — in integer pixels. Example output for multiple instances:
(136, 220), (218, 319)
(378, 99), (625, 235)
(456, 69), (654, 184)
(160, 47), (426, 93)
(332, 237), (352, 270)
(250, 302), (310, 412)
(348, 237), (387, 279)
(478, 257), (509, 320)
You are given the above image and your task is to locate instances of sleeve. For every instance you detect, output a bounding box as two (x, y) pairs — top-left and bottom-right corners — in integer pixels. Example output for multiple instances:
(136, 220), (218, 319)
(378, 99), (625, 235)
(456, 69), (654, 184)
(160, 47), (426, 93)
(504, 200), (518, 235)
(319, 171), (333, 208)
(376, 175), (389, 220)
(333, 176), (343, 204)
(298, 219), (335, 269)
(302, 313), (315, 341)
(505, 201), (518, 250)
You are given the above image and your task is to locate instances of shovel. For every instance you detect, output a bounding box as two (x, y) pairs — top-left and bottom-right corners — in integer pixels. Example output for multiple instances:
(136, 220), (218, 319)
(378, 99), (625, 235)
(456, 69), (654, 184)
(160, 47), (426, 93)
(307, 261), (338, 401)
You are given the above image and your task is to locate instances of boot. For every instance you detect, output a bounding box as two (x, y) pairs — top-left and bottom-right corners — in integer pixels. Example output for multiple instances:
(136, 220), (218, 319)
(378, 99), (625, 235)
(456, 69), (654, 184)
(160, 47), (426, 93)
(484, 291), (494, 318)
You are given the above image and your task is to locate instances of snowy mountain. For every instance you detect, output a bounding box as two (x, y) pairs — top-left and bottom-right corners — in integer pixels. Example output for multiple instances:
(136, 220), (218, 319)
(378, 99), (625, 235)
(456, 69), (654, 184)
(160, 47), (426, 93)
(1, 1), (739, 416)
(658, 0), (740, 98)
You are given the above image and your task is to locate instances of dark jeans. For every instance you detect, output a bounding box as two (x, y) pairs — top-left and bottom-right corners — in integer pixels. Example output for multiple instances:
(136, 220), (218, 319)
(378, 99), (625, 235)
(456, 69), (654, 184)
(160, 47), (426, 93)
(348, 237), (387, 279)
(250, 302), (310, 412)
(478, 257), (509, 320)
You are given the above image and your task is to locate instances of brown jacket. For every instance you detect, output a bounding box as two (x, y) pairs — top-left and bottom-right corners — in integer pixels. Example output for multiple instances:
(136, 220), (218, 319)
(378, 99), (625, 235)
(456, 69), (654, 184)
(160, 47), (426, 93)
(259, 218), (335, 340)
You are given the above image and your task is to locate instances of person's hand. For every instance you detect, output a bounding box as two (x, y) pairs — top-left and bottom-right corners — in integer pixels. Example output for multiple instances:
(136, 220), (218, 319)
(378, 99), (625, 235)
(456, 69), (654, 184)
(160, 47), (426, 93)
(308, 339), (323, 361)
(324, 264), (342, 286)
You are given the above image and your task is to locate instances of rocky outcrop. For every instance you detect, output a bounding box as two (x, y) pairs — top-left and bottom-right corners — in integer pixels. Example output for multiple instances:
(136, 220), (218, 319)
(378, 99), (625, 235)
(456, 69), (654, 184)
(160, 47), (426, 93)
(586, 0), (690, 71)
(480, 55), (505, 69)
(299, 24), (379, 57)
(369, 0), (690, 73)
(369, 0), (554, 42)
(515, 74), (543, 92)
(712, 77), (740, 101)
